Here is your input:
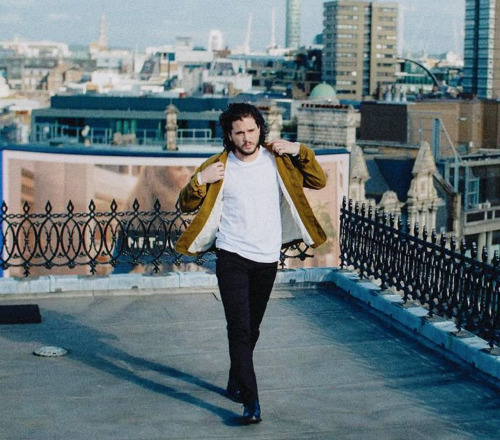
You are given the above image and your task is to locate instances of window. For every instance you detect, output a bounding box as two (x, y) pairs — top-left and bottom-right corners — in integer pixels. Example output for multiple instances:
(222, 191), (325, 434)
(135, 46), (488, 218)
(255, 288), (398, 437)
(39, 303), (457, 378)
(338, 5), (358, 11)
(338, 61), (357, 67)
(336, 43), (358, 49)
(337, 14), (359, 20)
(337, 24), (359, 30)
(337, 70), (357, 76)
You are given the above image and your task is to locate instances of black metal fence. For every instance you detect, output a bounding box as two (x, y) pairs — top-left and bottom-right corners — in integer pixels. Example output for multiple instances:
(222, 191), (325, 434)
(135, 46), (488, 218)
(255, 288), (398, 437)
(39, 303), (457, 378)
(340, 198), (500, 347)
(0, 199), (311, 277)
(5, 196), (500, 346)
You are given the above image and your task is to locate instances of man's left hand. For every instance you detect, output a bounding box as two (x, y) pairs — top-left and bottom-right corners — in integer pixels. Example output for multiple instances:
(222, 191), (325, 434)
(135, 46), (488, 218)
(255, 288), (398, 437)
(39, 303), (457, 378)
(269, 139), (300, 156)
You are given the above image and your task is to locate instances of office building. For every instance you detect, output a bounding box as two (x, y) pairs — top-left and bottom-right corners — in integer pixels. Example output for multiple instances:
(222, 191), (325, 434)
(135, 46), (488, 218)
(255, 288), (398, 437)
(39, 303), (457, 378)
(463, 0), (500, 99)
(208, 30), (224, 53)
(286, 0), (301, 49)
(322, 0), (398, 100)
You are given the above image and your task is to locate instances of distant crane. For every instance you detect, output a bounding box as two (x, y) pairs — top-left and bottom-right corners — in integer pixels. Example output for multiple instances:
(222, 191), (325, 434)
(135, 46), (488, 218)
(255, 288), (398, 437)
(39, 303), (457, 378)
(244, 12), (253, 54)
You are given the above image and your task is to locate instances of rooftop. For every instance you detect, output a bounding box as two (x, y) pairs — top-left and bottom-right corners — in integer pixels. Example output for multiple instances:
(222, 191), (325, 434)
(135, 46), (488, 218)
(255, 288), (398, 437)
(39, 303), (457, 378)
(1, 268), (499, 439)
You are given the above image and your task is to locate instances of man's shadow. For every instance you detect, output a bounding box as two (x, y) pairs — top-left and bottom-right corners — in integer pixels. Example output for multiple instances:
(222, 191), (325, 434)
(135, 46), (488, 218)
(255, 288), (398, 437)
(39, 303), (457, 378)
(2, 308), (242, 427)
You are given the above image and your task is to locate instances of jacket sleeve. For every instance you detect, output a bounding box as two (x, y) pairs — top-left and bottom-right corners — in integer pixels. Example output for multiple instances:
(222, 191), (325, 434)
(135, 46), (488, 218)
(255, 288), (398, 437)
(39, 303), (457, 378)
(177, 153), (224, 212)
(292, 143), (327, 190)
(177, 166), (208, 213)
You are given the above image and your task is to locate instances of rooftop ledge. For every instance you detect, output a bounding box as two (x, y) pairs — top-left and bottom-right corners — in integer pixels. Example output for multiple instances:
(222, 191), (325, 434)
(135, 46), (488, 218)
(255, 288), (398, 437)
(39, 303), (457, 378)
(1, 267), (500, 389)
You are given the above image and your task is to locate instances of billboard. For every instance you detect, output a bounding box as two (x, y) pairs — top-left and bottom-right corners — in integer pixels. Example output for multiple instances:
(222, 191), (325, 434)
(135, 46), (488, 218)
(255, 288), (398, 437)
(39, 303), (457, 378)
(0, 146), (349, 277)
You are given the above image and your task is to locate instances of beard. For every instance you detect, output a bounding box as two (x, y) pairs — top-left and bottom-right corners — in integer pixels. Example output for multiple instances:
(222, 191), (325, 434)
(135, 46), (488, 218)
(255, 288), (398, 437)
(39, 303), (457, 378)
(233, 142), (259, 157)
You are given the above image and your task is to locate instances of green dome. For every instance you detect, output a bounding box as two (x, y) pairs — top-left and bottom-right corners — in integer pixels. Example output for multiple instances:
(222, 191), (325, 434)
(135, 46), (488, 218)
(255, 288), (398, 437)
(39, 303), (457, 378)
(309, 83), (337, 100)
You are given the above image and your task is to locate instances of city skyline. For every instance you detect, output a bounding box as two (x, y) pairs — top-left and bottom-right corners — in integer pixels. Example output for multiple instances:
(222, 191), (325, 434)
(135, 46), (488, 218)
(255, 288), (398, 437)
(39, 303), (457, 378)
(0, 0), (464, 55)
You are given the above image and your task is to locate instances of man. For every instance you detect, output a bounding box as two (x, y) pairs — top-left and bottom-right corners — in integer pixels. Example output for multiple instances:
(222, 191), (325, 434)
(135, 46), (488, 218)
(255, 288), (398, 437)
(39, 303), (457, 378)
(175, 102), (326, 424)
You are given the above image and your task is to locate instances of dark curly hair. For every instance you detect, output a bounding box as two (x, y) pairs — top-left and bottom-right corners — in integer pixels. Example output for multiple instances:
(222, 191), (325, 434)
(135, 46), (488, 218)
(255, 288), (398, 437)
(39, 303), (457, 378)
(219, 102), (268, 152)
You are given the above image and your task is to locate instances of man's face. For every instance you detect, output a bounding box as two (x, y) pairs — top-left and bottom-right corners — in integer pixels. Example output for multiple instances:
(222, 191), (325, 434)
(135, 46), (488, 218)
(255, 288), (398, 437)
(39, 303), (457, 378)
(228, 116), (261, 162)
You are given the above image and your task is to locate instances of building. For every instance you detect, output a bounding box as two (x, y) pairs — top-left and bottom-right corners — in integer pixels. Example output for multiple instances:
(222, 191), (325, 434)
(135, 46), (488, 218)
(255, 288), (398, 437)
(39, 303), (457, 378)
(463, 0), (500, 99)
(358, 97), (500, 257)
(202, 59), (252, 96)
(29, 91), (304, 148)
(0, 38), (70, 59)
(45, 63), (83, 92)
(286, 0), (301, 49)
(141, 39), (213, 91)
(360, 99), (500, 154)
(0, 94), (47, 144)
(0, 38), (88, 94)
(232, 47), (323, 98)
(296, 83), (359, 148)
(350, 142), (452, 240)
(394, 55), (464, 98)
(208, 30), (224, 53)
(322, 0), (398, 101)
(297, 102), (358, 149)
(30, 95), (231, 147)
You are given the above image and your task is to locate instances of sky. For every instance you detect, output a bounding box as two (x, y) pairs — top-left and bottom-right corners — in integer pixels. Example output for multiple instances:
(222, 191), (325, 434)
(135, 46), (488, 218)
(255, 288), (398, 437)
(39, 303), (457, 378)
(0, 0), (465, 55)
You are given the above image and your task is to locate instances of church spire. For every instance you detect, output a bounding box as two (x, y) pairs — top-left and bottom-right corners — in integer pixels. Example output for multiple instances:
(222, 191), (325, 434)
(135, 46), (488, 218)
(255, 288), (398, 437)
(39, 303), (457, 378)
(98, 13), (108, 50)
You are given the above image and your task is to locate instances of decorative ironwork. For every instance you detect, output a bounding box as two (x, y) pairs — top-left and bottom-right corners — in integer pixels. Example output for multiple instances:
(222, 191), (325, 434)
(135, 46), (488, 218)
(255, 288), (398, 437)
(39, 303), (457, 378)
(0, 199), (311, 277)
(279, 242), (313, 268)
(340, 197), (500, 347)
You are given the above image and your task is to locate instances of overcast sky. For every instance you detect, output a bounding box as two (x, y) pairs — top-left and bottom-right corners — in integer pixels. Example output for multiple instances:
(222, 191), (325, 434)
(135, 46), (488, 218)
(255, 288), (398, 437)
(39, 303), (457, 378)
(0, 0), (465, 55)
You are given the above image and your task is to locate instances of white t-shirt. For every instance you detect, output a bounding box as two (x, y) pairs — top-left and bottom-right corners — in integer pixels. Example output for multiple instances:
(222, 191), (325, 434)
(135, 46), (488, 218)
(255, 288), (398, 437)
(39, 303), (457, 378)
(215, 147), (282, 263)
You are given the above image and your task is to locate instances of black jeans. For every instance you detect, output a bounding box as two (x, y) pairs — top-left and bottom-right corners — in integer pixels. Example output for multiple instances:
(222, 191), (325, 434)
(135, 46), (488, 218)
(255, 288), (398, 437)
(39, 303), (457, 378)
(215, 249), (278, 404)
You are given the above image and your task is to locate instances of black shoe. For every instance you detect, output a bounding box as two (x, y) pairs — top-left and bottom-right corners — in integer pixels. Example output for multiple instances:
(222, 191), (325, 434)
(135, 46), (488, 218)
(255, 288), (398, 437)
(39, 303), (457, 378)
(241, 400), (261, 425)
(226, 384), (243, 403)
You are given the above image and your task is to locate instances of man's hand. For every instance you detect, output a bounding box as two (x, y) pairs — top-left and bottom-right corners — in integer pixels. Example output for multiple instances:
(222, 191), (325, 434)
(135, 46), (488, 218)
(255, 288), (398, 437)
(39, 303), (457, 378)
(199, 162), (225, 184)
(269, 139), (300, 156)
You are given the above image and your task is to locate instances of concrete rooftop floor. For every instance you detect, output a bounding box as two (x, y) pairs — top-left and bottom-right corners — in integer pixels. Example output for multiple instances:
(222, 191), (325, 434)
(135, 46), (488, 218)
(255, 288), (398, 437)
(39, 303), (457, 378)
(1, 281), (500, 440)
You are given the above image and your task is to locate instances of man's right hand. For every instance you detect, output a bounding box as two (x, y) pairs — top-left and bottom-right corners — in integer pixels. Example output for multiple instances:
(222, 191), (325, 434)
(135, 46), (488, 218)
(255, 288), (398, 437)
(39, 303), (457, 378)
(200, 162), (225, 184)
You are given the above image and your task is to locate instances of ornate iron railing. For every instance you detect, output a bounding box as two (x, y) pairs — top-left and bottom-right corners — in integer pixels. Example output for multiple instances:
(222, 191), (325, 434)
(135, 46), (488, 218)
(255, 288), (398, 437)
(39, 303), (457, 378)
(340, 198), (500, 347)
(0, 199), (311, 277)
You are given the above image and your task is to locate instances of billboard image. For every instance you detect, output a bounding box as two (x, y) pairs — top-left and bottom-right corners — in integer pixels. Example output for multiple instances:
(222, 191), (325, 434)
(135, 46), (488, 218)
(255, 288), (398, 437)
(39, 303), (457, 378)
(0, 147), (349, 277)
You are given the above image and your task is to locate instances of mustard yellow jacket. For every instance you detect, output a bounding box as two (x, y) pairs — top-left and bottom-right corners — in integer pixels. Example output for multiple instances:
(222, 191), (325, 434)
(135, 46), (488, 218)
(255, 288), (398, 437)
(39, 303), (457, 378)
(175, 143), (327, 256)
